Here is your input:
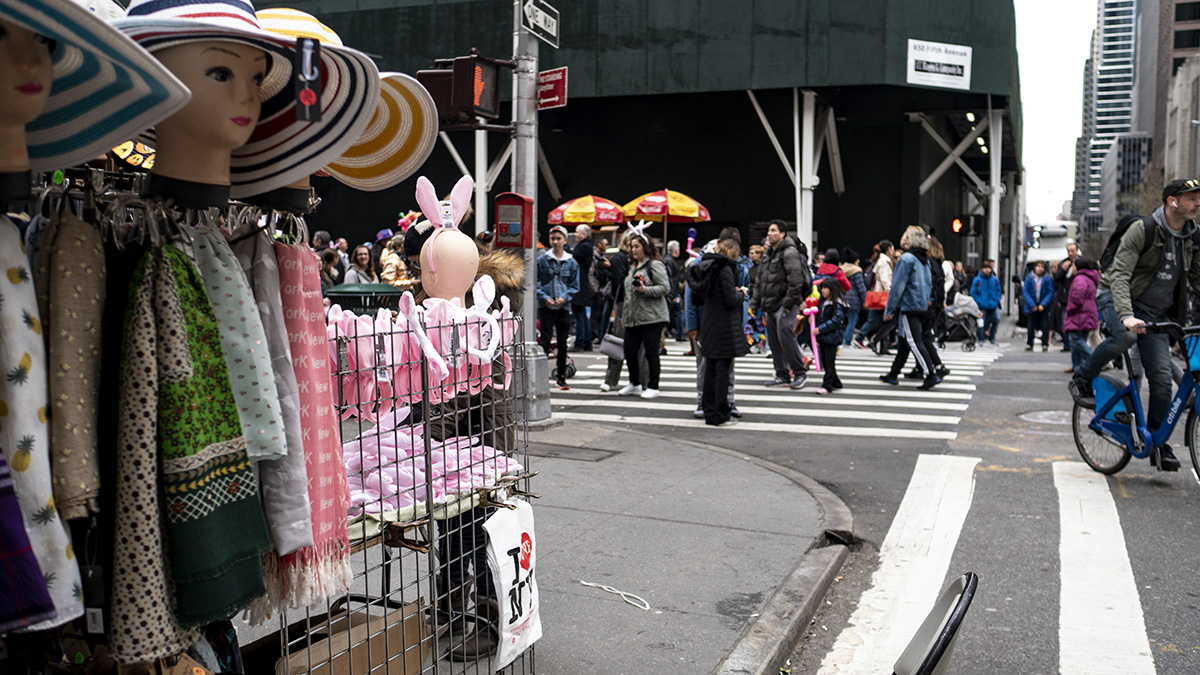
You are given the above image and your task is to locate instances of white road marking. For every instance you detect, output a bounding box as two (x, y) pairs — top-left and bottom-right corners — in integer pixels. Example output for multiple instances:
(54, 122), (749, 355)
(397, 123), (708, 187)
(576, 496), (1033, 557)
(555, 412), (959, 440)
(1054, 462), (1156, 674)
(817, 454), (980, 674)
(552, 398), (960, 425)
(553, 388), (969, 410)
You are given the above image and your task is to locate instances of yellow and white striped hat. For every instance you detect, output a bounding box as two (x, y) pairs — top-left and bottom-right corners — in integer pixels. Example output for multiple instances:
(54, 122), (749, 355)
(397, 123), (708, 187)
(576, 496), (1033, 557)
(258, 7), (437, 192)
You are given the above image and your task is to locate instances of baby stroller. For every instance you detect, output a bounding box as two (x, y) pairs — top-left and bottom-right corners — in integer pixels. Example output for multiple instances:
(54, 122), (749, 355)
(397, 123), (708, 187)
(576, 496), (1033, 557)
(940, 293), (982, 352)
(938, 313), (978, 351)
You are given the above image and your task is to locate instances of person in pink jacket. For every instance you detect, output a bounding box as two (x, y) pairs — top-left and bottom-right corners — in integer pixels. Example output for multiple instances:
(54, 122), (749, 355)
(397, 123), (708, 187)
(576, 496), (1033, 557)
(1063, 255), (1100, 375)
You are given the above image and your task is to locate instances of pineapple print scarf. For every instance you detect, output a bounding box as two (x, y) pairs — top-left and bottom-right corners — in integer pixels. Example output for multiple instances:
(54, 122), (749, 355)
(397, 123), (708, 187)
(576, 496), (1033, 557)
(0, 217), (84, 631)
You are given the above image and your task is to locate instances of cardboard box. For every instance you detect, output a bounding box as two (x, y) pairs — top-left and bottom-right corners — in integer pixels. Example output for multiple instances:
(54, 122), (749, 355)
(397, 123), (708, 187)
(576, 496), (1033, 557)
(275, 600), (429, 675)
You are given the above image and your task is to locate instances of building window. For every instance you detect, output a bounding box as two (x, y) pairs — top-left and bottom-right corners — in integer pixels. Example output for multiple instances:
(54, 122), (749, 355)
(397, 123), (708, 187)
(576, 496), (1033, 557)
(1176, 2), (1200, 22)
(1175, 29), (1200, 49)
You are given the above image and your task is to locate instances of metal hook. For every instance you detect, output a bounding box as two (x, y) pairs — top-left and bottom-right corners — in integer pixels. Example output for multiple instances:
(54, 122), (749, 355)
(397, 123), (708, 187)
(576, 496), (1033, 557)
(300, 39), (320, 81)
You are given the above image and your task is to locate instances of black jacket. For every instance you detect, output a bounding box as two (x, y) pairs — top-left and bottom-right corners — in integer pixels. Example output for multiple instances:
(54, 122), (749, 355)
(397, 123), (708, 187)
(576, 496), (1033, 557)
(607, 250), (629, 302)
(928, 254), (945, 313)
(572, 238), (593, 306)
(687, 253), (749, 359)
(749, 236), (809, 313)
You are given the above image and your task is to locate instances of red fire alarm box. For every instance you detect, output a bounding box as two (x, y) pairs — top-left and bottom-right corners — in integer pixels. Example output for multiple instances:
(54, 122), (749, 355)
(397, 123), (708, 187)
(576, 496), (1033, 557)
(494, 192), (533, 248)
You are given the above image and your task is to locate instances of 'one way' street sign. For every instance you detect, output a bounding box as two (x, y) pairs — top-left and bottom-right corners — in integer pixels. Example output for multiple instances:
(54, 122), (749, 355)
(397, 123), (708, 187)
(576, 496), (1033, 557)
(522, 0), (559, 49)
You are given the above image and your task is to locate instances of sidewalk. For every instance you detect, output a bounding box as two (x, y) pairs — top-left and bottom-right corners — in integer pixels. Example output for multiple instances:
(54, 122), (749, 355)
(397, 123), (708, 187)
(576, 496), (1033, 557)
(527, 420), (852, 675)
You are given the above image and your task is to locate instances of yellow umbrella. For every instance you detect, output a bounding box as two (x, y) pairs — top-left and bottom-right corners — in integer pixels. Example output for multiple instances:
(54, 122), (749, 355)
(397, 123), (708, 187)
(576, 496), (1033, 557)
(548, 194), (626, 224)
(621, 189), (711, 223)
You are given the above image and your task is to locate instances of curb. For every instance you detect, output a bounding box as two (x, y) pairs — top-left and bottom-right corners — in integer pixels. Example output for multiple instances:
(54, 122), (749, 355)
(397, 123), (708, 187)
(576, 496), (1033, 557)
(581, 427), (854, 675)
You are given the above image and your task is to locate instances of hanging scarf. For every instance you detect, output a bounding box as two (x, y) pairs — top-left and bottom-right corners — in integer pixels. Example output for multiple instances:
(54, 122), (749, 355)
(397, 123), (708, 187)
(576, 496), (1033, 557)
(266, 243), (351, 610)
(231, 227), (312, 556)
(0, 217), (83, 631)
(0, 450), (56, 632)
(192, 226), (288, 462)
(33, 211), (105, 521)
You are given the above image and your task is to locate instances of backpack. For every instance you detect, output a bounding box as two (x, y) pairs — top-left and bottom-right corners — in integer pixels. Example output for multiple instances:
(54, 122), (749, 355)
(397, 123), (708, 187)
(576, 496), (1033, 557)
(1099, 214), (1200, 274)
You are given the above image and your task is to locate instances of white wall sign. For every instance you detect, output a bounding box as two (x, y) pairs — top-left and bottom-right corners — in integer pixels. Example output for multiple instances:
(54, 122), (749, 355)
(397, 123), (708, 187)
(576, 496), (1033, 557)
(907, 38), (972, 91)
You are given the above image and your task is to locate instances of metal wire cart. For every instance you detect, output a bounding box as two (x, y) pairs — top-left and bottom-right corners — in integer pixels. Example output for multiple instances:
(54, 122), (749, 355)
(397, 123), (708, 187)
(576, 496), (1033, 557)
(261, 301), (537, 675)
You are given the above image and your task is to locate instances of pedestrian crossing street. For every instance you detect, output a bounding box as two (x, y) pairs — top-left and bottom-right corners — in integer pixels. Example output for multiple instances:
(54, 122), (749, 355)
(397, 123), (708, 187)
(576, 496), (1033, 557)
(816, 455), (1157, 675)
(550, 345), (1004, 441)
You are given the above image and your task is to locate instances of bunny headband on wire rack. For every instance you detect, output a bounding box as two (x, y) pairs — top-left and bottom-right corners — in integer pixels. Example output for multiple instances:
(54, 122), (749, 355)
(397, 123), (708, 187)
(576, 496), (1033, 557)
(408, 175), (474, 274)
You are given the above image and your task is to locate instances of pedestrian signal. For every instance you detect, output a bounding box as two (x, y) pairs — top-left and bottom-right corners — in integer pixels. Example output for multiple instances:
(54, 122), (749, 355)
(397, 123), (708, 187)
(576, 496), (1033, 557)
(951, 217), (964, 234)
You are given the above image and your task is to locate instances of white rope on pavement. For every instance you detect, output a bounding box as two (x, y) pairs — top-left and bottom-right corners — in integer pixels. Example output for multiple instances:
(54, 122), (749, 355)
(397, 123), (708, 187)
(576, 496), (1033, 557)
(579, 580), (651, 610)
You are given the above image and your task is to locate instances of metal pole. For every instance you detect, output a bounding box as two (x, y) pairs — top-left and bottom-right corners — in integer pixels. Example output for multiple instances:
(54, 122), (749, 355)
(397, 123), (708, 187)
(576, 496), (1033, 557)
(475, 127), (487, 237)
(988, 107), (1003, 309)
(514, 0), (550, 422)
(800, 90), (816, 252)
(792, 88), (802, 239)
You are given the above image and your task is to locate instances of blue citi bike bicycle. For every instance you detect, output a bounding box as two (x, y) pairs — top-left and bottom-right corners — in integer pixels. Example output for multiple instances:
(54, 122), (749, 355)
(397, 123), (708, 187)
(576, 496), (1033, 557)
(1072, 321), (1200, 477)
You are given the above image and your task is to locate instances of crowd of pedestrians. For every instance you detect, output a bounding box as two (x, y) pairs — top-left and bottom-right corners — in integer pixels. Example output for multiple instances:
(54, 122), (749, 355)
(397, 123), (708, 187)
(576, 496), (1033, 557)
(532, 219), (994, 426)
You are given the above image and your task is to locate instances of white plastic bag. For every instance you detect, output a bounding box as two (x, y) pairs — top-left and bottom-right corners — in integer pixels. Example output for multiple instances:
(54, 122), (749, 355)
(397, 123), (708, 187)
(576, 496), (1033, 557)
(483, 497), (542, 669)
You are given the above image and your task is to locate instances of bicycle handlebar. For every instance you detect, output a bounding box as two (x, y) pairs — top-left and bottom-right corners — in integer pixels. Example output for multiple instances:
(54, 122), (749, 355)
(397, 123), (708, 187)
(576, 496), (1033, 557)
(1143, 322), (1200, 340)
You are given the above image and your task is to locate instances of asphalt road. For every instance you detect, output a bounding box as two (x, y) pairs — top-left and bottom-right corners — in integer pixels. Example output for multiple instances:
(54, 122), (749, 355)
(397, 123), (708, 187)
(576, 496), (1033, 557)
(555, 335), (1200, 674)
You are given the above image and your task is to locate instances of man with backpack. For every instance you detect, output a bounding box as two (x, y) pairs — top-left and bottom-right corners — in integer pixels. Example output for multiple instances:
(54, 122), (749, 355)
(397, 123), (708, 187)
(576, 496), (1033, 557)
(749, 220), (811, 389)
(1069, 178), (1200, 471)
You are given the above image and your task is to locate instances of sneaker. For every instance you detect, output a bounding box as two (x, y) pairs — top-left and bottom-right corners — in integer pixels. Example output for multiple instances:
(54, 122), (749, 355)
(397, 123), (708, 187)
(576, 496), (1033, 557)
(693, 409), (705, 419)
(716, 418), (739, 427)
(935, 365), (951, 378)
(802, 355), (814, 369)
(853, 338), (868, 349)
(1025, 345), (1033, 351)
(879, 373), (899, 385)
(640, 388), (660, 399)
(988, 340), (999, 346)
(764, 376), (789, 387)
(816, 387), (831, 395)
(556, 379), (570, 391)
(904, 369), (923, 380)
(789, 373), (808, 389)
(1154, 444), (1182, 471)
(1068, 377), (1095, 408)
(599, 383), (612, 392)
(618, 384), (643, 396)
(730, 407), (743, 418)
(1042, 345), (1048, 352)
(918, 375), (941, 391)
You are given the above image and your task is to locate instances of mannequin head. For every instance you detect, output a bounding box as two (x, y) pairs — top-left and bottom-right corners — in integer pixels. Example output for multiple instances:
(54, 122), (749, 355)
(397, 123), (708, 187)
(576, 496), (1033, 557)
(420, 229), (479, 304)
(151, 40), (267, 184)
(0, 19), (54, 172)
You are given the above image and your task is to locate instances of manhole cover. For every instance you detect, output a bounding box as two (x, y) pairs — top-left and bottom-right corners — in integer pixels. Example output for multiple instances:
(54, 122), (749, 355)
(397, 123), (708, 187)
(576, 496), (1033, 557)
(1018, 410), (1072, 425)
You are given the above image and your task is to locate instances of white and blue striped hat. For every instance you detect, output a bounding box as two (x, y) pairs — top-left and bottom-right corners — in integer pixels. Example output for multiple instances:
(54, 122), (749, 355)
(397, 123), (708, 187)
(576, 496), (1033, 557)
(1, 0), (191, 172)
(116, 0), (380, 199)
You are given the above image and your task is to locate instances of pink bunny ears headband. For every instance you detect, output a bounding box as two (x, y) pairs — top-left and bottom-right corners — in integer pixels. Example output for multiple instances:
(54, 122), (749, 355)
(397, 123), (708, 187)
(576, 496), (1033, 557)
(403, 175), (474, 273)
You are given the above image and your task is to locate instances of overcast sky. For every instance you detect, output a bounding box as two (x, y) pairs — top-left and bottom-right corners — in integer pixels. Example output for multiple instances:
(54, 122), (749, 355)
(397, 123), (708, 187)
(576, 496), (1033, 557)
(1014, 0), (1096, 224)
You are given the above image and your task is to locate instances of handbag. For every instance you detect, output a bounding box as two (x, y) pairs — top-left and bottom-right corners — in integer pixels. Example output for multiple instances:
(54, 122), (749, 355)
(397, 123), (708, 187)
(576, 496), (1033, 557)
(864, 290), (888, 310)
(598, 332), (624, 360)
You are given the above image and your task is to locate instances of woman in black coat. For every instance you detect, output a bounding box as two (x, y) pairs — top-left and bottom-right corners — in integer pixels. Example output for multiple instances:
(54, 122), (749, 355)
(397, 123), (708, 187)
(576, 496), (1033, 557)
(686, 238), (750, 426)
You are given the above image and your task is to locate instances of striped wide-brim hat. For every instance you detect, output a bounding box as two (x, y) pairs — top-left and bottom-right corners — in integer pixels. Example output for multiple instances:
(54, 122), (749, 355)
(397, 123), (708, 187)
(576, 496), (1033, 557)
(325, 72), (438, 192)
(257, 8), (435, 192)
(1, 0), (191, 173)
(115, 0), (380, 199)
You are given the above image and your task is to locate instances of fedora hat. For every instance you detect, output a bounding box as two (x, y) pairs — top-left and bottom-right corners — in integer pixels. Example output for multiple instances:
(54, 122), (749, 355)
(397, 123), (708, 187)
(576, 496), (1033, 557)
(116, 0), (380, 199)
(1, 0), (191, 172)
(256, 8), (435, 192)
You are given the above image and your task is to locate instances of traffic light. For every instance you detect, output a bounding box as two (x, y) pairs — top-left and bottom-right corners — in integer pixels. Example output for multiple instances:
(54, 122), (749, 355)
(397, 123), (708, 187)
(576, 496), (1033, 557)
(951, 217), (964, 234)
(417, 50), (510, 130)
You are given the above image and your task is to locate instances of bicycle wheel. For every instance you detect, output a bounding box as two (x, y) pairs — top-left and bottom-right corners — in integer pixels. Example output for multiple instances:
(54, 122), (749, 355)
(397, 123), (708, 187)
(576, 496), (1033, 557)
(1072, 402), (1131, 474)
(1185, 410), (1200, 483)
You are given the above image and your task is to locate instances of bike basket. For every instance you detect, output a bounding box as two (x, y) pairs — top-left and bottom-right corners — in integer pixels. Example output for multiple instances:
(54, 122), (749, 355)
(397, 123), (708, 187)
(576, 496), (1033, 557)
(1188, 335), (1200, 372)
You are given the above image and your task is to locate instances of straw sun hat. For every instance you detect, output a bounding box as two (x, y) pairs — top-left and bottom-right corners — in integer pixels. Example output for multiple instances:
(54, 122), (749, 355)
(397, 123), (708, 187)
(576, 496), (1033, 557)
(114, 0), (380, 199)
(256, 7), (437, 192)
(1, 0), (191, 172)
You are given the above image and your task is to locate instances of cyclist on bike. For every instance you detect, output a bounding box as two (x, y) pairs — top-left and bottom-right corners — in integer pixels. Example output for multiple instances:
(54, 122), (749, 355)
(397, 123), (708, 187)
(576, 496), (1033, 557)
(1069, 178), (1200, 471)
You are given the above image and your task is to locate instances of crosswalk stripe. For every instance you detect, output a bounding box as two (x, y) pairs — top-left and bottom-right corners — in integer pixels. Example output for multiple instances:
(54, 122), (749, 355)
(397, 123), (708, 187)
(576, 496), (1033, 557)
(566, 373), (977, 394)
(555, 412), (959, 440)
(587, 362), (985, 380)
(561, 378), (974, 401)
(551, 398), (960, 425)
(1054, 462), (1156, 674)
(552, 388), (969, 411)
(817, 454), (981, 674)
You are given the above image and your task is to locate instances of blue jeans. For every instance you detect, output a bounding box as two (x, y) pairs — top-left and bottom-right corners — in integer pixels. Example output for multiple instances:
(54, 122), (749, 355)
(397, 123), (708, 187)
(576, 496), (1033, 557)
(572, 303), (592, 347)
(842, 307), (860, 346)
(978, 307), (1000, 342)
(1064, 330), (1092, 373)
(599, 297), (615, 338)
(1079, 291), (1172, 429)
